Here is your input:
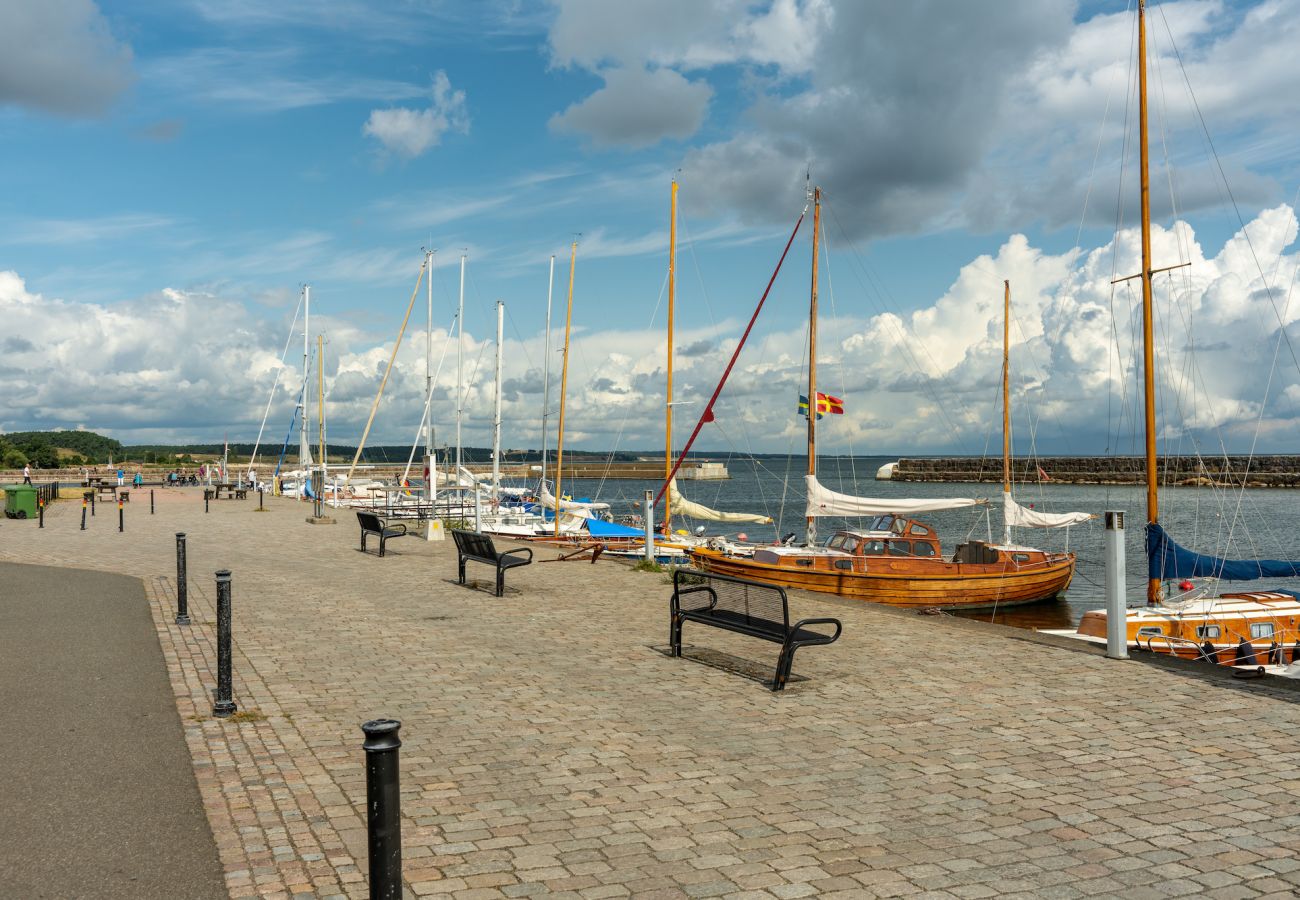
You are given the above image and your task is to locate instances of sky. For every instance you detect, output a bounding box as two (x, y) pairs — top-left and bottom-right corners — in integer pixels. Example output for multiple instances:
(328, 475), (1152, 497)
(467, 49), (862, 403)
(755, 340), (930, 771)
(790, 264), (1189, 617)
(3, 0), (1300, 460)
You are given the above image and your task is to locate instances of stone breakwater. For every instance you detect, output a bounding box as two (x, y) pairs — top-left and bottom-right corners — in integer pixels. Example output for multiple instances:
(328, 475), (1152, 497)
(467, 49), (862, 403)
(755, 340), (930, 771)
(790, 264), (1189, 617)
(892, 455), (1300, 487)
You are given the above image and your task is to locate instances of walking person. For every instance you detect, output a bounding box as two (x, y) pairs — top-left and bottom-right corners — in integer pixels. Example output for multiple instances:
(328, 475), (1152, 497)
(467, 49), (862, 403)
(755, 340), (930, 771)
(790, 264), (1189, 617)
(133, 470), (143, 490)
(116, 467), (125, 487)
(22, 464), (32, 485)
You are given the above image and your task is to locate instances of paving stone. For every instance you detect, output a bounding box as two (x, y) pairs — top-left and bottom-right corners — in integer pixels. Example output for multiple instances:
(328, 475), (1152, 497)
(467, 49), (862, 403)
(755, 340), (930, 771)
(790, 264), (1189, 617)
(10, 490), (1300, 899)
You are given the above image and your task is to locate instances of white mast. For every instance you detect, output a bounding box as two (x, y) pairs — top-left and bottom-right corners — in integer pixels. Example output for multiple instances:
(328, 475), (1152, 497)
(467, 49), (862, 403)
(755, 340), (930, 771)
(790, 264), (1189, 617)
(299, 284), (314, 471)
(540, 256), (555, 490)
(456, 253), (465, 478)
(424, 249), (435, 498)
(492, 300), (504, 499)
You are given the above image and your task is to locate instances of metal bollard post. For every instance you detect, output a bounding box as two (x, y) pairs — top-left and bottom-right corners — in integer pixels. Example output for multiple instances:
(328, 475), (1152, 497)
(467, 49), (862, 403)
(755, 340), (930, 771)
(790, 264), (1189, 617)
(81, 498), (87, 530)
(212, 570), (237, 717)
(118, 498), (124, 533)
(258, 488), (264, 511)
(1104, 510), (1128, 660)
(38, 498), (44, 528)
(175, 533), (190, 625)
(151, 489), (155, 515)
(361, 719), (403, 900)
(90, 492), (95, 516)
(205, 492), (210, 514)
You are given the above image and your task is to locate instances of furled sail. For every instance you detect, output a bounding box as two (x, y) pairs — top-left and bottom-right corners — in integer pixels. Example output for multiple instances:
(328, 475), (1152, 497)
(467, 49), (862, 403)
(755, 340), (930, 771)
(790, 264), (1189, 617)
(669, 479), (772, 525)
(539, 484), (610, 517)
(805, 475), (984, 518)
(1003, 493), (1094, 529)
(1148, 523), (1300, 581)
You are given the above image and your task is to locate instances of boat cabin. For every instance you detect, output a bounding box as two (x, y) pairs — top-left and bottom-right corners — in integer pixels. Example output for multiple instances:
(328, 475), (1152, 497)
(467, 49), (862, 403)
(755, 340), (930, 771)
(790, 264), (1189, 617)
(824, 515), (942, 559)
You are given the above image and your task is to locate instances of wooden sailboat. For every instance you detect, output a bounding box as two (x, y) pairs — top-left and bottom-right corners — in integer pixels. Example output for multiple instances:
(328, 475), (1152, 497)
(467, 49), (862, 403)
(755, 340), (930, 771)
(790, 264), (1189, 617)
(688, 188), (1080, 609)
(1062, 0), (1300, 666)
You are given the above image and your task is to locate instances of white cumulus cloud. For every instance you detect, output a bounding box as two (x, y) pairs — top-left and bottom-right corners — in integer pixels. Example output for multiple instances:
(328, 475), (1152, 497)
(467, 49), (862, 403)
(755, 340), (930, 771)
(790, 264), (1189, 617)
(363, 71), (468, 159)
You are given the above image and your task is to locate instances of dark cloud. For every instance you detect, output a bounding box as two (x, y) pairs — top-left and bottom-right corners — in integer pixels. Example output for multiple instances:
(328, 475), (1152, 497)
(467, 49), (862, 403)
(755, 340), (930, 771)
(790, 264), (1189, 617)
(0, 0), (134, 117)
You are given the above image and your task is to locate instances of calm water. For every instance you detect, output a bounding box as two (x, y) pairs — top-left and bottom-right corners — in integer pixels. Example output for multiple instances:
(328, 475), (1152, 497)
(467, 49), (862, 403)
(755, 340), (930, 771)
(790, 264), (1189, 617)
(554, 455), (1300, 629)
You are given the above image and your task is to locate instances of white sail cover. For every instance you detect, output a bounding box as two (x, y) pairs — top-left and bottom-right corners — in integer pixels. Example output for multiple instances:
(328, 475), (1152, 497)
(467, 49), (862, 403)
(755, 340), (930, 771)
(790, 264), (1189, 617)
(805, 475), (985, 517)
(669, 479), (773, 525)
(539, 484), (610, 516)
(1002, 492), (1093, 529)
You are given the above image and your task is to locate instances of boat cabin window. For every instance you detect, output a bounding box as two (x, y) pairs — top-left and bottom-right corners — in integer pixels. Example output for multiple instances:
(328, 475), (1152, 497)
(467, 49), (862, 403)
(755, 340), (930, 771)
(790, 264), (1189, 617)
(1011, 553), (1031, 564)
(795, 558), (813, 567)
(1195, 625), (1222, 639)
(833, 558), (853, 570)
(913, 542), (937, 558)
(866, 515), (895, 532)
(1250, 623), (1275, 639)
(888, 541), (911, 556)
(827, 536), (858, 554)
(908, 523), (931, 537)
(861, 540), (887, 556)
(1137, 626), (1164, 636)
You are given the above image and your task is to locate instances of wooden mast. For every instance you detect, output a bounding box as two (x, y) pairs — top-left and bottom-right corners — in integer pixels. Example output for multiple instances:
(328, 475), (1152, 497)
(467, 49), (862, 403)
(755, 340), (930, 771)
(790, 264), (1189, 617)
(554, 240), (577, 536)
(665, 180), (677, 534)
(1002, 280), (1012, 546)
(805, 187), (821, 546)
(1138, 0), (1161, 604)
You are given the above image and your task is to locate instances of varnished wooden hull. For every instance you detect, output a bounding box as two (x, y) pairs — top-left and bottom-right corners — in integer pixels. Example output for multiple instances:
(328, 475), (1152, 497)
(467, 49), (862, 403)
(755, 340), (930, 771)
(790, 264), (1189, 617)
(687, 548), (1075, 609)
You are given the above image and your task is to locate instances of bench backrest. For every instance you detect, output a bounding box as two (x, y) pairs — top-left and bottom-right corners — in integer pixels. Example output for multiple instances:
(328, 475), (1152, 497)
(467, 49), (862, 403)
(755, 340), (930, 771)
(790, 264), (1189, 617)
(452, 529), (498, 560)
(356, 511), (384, 531)
(674, 568), (789, 630)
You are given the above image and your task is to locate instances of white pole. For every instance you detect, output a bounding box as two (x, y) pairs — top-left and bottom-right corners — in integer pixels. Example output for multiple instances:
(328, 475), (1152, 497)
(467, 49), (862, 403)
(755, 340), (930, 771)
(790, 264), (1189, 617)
(643, 490), (655, 562)
(493, 300), (503, 499)
(1104, 510), (1129, 660)
(299, 285), (313, 472)
(456, 254), (465, 477)
(540, 256), (554, 490)
(425, 249), (435, 502)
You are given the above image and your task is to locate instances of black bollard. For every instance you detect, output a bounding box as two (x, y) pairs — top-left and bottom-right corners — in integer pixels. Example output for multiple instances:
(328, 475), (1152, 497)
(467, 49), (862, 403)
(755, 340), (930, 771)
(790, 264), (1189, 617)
(118, 499), (124, 533)
(212, 570), (237, 717)
(90, 493), (95, 517)
(361, 719), (403, 900)
(80, 499), (87, 531)
(151, 489), (155, 515)
(175, 533), (190, 625)
(38, 499), (44, 528)
(258, 488), (264, 511)
(205, 491), (209, 514)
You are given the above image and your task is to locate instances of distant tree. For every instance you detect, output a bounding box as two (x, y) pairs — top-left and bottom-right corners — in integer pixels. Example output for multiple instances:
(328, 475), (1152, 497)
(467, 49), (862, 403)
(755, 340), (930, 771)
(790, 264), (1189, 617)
(2, 448), (28, 469)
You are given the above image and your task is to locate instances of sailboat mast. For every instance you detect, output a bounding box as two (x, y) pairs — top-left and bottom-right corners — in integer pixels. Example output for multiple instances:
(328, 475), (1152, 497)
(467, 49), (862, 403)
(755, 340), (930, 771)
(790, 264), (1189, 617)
(1002, 280), (1012, 546)
(318, 333), (325, 469)
(456, 253), (466, 477)
(493, 300), (503, 499)
(300, 285), (313, 471)
(425, 249), (435, 476)
(1138, 0), (1161, 604)
(805, 187), (821, 546)
(541, 256), (555, 490)
(665, 180), (677, 533)
(554, 241), (577, 537)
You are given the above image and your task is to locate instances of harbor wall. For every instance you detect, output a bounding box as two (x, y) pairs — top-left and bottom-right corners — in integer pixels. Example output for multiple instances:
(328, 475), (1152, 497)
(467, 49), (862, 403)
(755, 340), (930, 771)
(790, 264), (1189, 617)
(891, 456), (1300, 487)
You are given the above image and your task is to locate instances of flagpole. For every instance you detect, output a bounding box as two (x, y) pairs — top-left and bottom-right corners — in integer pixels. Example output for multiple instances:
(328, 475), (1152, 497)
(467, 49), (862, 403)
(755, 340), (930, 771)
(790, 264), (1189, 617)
(805, 187), (821, 547)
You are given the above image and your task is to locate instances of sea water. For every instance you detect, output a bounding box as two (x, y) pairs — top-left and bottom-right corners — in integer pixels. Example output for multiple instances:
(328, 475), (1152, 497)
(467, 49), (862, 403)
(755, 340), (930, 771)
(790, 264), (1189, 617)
(556, 455), (1300, 630)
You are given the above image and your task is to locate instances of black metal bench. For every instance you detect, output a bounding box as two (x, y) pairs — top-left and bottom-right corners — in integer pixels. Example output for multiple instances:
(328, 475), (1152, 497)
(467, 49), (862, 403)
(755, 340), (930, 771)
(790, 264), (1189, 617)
(357, 511), (409, 557)
(451, 529), (533, 597)
(669, 569), (841, 691)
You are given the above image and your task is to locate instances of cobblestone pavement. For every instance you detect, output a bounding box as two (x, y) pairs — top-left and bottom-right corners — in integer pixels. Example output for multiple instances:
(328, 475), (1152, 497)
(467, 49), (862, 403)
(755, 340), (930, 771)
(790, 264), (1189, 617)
(6, 488), (1300, 899)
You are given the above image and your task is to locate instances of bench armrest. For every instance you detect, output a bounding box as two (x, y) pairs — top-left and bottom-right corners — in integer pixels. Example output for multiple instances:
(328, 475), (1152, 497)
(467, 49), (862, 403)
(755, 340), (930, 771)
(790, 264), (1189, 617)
(501, 547), (533, 563)
(790, 617), (842, 645)
(389, 522), (408, 535)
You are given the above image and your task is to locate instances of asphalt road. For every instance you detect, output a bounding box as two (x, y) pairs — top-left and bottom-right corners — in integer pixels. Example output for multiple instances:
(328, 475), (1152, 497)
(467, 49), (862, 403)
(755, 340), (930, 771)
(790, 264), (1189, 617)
(0, 562), (226, 899)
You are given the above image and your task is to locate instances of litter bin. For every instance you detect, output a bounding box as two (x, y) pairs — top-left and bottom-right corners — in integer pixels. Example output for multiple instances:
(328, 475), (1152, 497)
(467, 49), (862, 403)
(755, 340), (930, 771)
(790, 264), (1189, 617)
(3, 484), (39, 519)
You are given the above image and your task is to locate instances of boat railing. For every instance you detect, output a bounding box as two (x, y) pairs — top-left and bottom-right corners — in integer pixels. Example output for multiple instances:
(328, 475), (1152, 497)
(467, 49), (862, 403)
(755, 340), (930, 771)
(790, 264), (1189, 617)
(1142, 633), (1212, 660)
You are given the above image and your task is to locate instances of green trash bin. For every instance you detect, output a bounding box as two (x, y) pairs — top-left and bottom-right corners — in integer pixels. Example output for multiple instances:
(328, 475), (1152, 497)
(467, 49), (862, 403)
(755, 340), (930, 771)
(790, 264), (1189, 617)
(3, 484), (39, 519)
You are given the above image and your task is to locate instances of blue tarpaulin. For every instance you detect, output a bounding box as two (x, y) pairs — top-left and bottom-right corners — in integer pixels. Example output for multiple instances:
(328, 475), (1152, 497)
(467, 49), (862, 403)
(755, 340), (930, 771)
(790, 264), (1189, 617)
(584, 518), (646, 538)
(1147, 522), (1300, 581)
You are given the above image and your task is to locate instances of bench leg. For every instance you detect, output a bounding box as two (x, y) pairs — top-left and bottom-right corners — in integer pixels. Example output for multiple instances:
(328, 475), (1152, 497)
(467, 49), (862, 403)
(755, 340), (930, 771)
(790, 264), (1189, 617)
(379, 535), (386, 558)
(772, 647), (793, 692)
(669, 614), (683, 657)
(458, 557), (466, 585)
(361, 532), (368, 554)
(495, 567), (504, 597)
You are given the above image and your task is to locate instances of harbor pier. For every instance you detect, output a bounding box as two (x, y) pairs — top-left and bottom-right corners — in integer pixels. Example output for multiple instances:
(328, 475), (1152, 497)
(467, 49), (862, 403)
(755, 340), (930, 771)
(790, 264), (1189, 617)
(2, 489), (1298, 897)
(889, 454), (1300, 487)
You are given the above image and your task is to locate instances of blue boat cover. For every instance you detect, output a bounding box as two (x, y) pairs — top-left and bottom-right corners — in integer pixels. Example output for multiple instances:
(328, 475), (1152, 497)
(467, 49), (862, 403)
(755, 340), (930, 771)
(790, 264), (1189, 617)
(1147, 522), (1300, 581)
(584, 518), (646, 538)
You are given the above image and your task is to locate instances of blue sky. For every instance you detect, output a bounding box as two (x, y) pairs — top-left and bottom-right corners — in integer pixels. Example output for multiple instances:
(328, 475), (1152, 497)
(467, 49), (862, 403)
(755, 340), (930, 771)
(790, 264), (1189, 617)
(3, 0), (1300, 458)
